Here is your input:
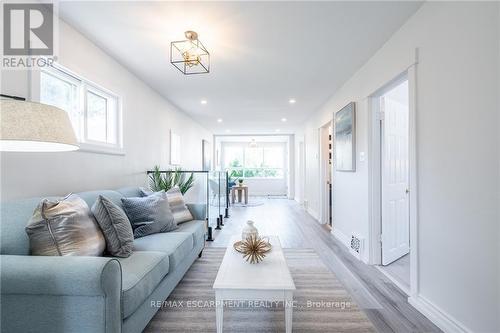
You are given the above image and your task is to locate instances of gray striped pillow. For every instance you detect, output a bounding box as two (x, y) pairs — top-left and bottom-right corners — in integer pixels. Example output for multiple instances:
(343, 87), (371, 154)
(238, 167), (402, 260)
(92, 195), (134, 257)
(166, 186), (193, 224)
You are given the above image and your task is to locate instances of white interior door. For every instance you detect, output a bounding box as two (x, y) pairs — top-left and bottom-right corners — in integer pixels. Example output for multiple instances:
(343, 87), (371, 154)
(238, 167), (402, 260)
(381, 80), (410, 265)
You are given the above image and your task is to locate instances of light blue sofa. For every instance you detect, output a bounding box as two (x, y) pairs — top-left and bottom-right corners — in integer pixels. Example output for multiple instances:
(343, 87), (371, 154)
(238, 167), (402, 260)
(0, 187), (206, 333)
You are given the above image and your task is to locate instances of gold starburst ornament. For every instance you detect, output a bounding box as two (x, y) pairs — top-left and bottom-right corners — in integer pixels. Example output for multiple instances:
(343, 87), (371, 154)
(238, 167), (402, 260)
(234, 236), (272, 264)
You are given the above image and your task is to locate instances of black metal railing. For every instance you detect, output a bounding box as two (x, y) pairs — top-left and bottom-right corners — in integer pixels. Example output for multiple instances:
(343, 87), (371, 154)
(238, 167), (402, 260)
(145, 170), (230, 241)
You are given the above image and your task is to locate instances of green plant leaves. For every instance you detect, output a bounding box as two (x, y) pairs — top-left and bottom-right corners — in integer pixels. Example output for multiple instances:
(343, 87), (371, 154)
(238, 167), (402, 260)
(148, 165), (195, 195)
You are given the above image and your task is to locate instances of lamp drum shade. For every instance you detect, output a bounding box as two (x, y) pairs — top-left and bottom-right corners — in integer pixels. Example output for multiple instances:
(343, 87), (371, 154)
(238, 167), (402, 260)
(0, 100), (79, 152)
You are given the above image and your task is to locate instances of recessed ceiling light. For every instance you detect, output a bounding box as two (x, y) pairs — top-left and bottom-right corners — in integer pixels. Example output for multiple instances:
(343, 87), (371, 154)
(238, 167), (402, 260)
(281, 118), (287, 122)
(289, 98), (296, 104)
(217, 118), (223, 123)
(225, 129), (231, 133)
(275, 129), (281, 132)
(201, 99), (207, 105)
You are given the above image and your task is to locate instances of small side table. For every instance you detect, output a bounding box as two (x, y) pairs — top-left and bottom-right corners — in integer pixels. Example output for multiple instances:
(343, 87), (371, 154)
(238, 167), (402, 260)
(231, 185), (248, 205)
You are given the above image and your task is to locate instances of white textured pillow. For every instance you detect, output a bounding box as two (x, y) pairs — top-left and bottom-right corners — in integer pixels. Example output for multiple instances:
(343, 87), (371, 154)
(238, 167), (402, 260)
(166, 186), (193, 224)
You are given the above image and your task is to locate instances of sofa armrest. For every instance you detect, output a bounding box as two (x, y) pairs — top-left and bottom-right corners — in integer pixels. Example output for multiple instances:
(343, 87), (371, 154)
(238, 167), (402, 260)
(186, 203), (207, 221)
(1, 255), (122, 333)
(1, 255), (121, 296)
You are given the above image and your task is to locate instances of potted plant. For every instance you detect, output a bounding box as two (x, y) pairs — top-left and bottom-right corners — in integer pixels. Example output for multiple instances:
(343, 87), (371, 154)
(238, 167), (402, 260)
(228, 170), (242, 188)
(238, 178), (244, 186)
(148, 165), (195, 195)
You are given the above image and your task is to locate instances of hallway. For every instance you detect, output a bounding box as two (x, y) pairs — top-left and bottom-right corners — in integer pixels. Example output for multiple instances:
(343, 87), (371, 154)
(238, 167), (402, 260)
(207, 198), (441, 333)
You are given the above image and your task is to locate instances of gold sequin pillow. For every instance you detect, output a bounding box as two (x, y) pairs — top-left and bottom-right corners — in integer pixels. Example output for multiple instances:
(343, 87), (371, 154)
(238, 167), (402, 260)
(26, 194), (105, 256)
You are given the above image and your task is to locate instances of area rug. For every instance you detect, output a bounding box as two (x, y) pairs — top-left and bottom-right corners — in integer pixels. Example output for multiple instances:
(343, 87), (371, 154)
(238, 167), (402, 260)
(144, 248), (375, 332)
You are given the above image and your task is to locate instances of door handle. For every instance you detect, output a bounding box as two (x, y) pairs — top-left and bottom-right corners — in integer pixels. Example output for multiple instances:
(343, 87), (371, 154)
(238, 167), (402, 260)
(405, 188), (410, 194)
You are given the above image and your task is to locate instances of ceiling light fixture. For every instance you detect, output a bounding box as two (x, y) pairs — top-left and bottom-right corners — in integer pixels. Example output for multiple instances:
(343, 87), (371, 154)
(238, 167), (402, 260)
(289, 98), (296, 104)
(281, 118), (287, 122)
(171, 31), (210, 75)
(217, 118), (223, 123)
(200, 99), (207, 105)
(275, 129), (281, 133)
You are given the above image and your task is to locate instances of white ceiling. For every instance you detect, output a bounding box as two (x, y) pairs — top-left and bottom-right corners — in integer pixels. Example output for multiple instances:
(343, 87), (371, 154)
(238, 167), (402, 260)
(59, 1), (422, 134)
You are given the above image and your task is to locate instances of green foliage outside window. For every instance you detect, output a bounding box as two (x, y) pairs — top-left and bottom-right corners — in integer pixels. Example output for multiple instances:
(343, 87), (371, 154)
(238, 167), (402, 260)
(225, 145), (284, 179)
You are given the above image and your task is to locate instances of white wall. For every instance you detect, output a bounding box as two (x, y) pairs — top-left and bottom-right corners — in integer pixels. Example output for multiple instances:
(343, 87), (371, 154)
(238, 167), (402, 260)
(0, 19), (211, 201)
(297, 2), (499, 332)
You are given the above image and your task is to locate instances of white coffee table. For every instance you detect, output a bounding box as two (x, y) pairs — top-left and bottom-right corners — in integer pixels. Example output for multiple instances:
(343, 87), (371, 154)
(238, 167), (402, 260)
(213, 236), (295, 333)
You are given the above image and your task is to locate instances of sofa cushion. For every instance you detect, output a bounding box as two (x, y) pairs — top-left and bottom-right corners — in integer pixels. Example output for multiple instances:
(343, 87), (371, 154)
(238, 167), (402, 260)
(117, 251), (169, 319)
(77, 190), (124, 210)
(116, 187), (143, 198)
(173, 220), (206, 247)
(1, 197), (48, 255)
(133, 232), (194, 270)
(1, 190), (124, 256)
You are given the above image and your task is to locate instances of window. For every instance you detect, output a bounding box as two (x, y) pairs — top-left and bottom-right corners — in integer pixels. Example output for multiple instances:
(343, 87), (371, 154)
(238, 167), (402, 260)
(223, 143), (285, 179)
(40, 69), (80, 135)
(39, 65), (122, 153)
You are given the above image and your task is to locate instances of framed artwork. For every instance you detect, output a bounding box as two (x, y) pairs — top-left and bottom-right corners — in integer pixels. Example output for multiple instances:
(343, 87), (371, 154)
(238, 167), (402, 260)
(170, 130), (181, 165)
(335, 102), (356, 172)
(202, 139), (211, 171)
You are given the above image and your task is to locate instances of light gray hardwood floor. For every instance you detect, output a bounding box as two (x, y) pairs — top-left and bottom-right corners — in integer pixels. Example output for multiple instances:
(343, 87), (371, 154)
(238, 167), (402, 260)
(206, 197), (441, 333)
(380, 254), (411, 291)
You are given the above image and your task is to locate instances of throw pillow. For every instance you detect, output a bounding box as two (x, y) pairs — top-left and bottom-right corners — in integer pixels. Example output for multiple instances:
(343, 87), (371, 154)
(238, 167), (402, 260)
(121, 195), (177, 238)
(92, 195), (134, 257)
(140, 188), (166, 198)
(26, 194), (105, 256)
(166, 186), (193, 224)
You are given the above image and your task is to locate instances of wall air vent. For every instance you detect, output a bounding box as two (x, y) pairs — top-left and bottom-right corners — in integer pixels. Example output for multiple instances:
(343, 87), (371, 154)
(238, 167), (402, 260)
(350, 234), (364, 259)
(350, 235), (361, 253)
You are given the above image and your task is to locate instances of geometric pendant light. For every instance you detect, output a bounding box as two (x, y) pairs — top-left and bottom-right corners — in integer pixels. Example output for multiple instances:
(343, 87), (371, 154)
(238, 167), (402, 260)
(170, 30), (210, 75)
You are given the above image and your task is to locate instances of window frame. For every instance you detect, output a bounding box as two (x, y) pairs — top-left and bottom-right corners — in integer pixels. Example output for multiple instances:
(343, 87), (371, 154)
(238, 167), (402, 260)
(31, 63), (124, 155)
(221, 142), (286, 180)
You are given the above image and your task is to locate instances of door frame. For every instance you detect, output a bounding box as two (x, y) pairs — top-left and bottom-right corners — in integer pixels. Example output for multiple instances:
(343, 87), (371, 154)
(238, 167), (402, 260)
(297, 139), (306, 205)
(318, 121), (333, 225)
(368, 65), (418, 298)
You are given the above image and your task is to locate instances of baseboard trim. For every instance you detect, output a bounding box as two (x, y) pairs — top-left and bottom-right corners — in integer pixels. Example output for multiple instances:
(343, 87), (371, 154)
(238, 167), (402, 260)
(306, 207), (319, 221)
(332, 228), (370, 264)
(408, 295), (472, 333)
(332, 228), (350, 246)
(375, 265), (410, 296)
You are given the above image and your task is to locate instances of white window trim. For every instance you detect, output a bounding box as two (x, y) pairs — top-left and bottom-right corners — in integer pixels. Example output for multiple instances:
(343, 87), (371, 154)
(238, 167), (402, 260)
(30, 63), (124, 155)
(221, 142), (287, 179)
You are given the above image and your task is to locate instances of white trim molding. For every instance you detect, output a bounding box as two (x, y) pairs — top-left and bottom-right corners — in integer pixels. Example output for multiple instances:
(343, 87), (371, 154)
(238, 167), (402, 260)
(367, 50), (420, 296)
(306, 207), (319, 221)
(376, 266), (410, 296)
(409, 296), (473, 333)
(407, 61), (419, 299)
(332, 228), (369, 263)
(332, 227), (350, 247)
